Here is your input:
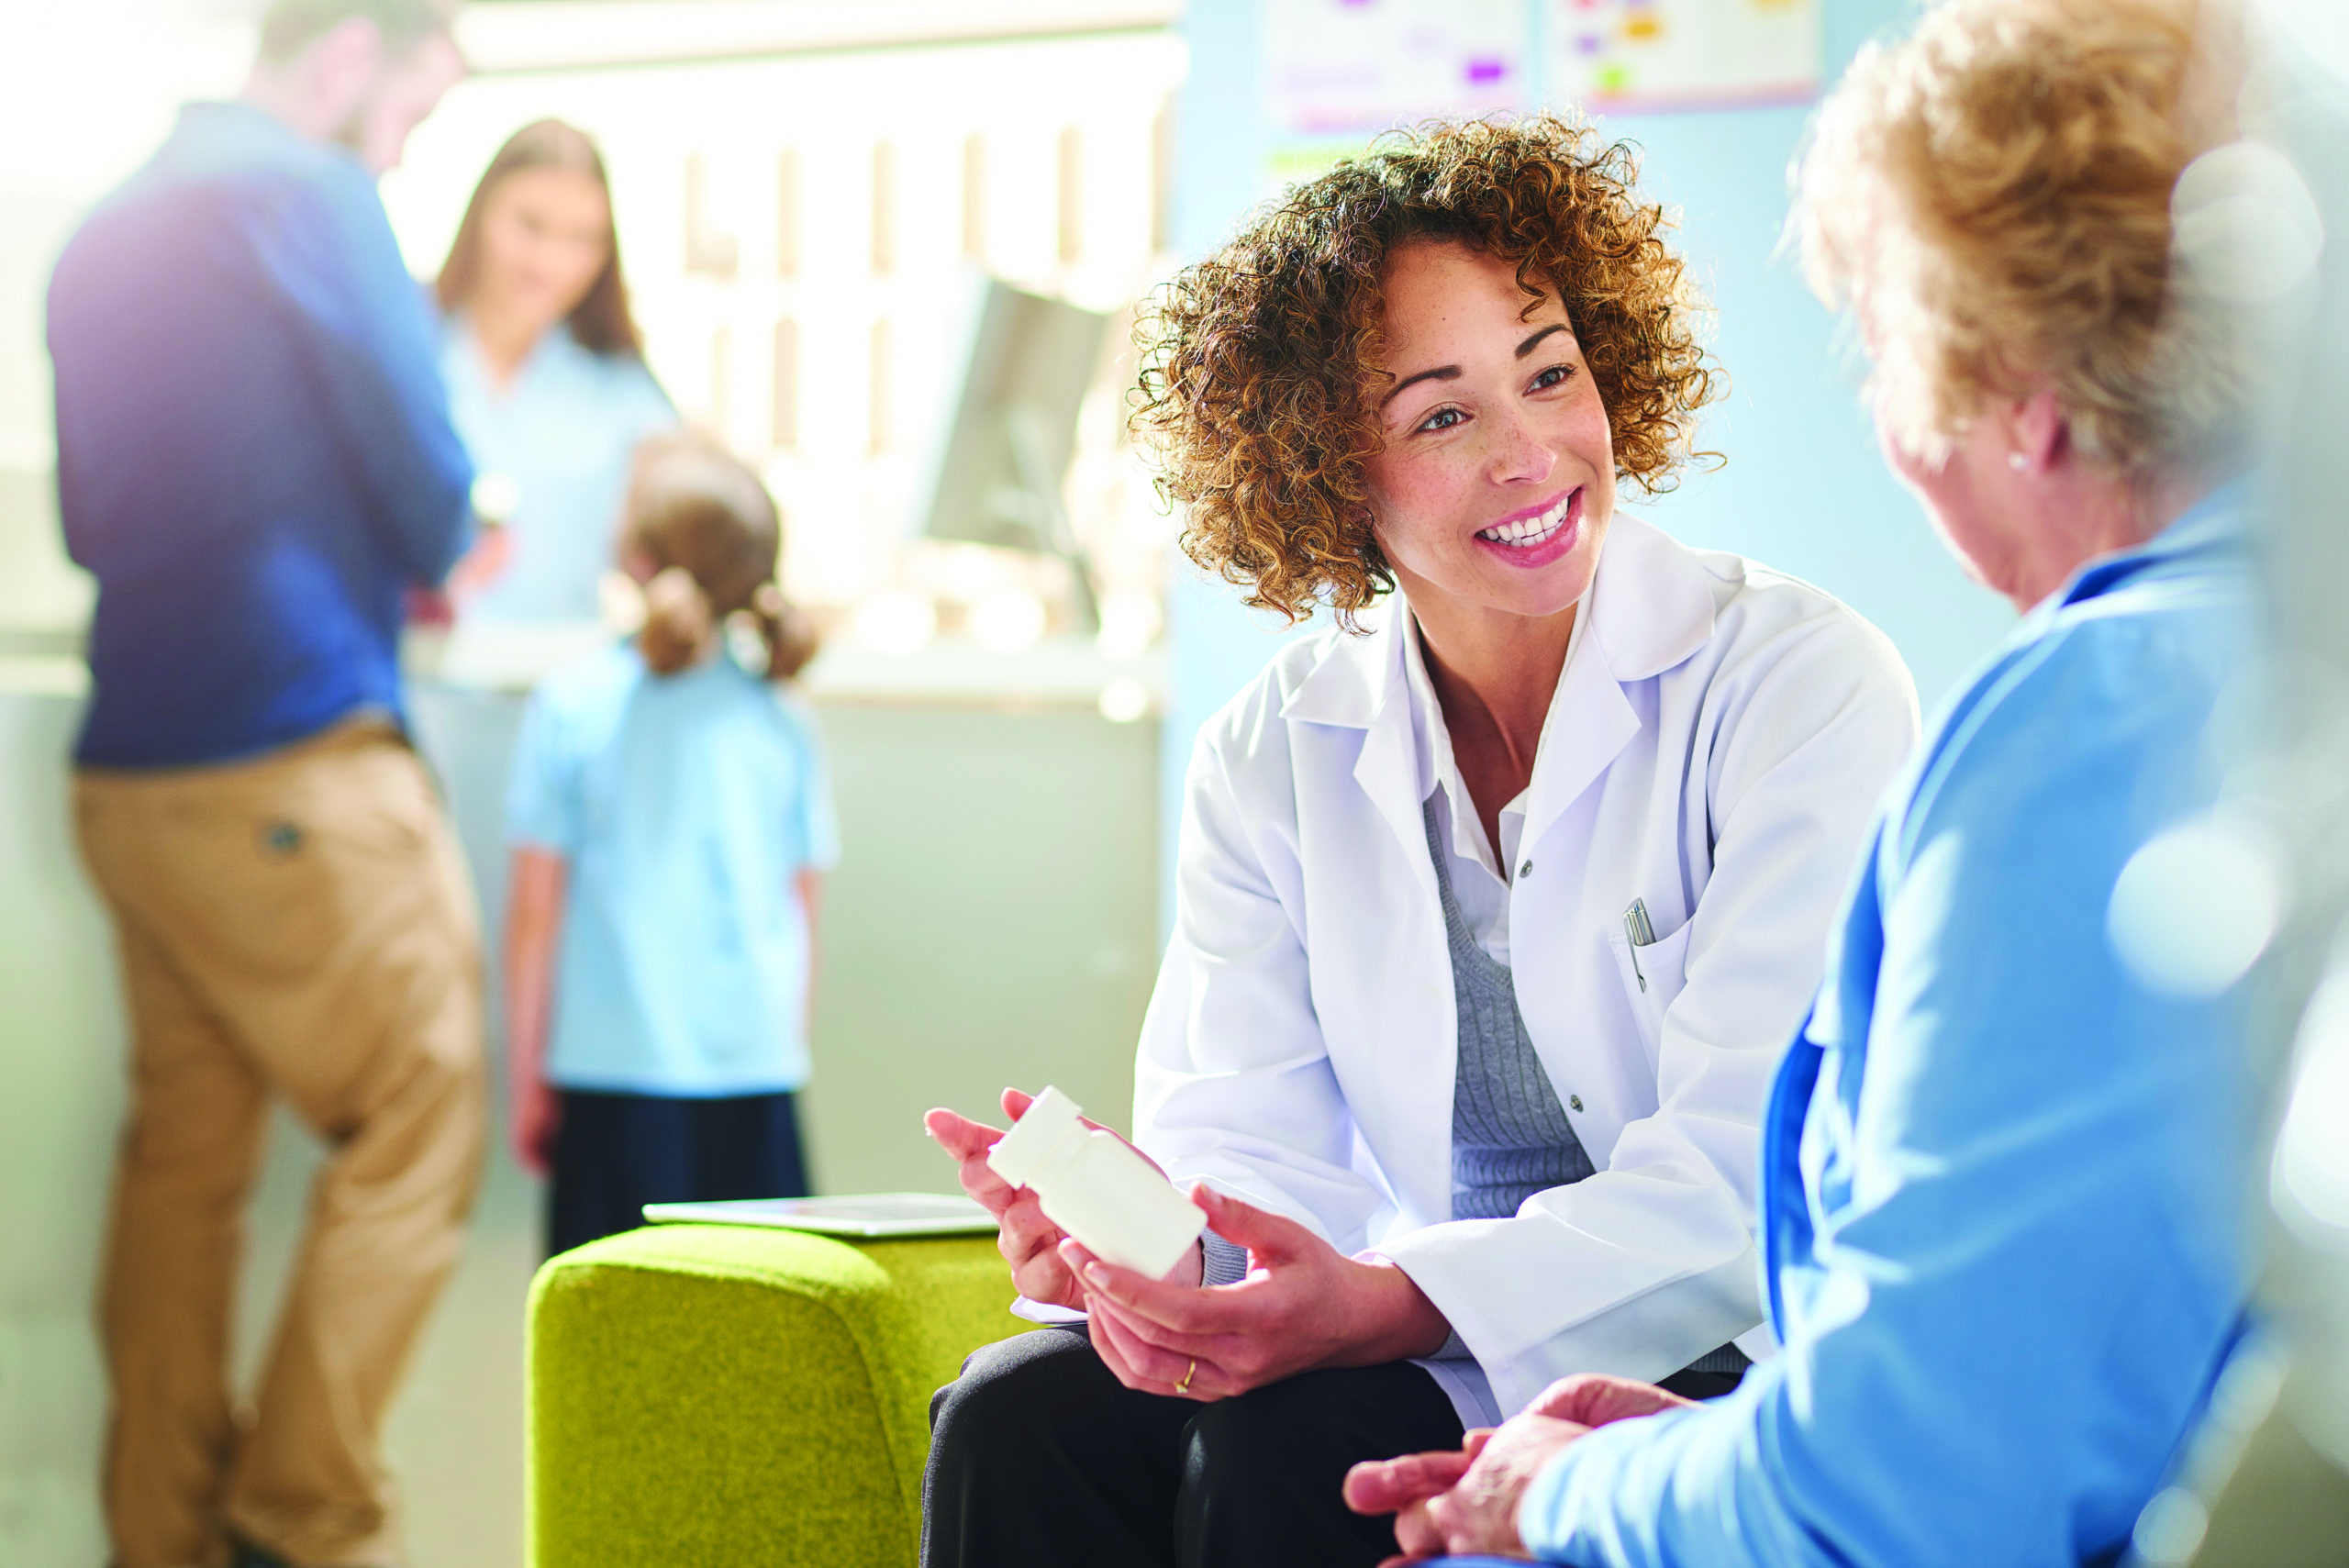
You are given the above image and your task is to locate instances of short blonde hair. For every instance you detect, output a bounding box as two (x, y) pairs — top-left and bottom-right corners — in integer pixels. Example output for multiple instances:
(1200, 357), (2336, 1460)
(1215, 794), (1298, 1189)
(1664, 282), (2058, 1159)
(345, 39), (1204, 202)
(1794, 0), (2242, 476)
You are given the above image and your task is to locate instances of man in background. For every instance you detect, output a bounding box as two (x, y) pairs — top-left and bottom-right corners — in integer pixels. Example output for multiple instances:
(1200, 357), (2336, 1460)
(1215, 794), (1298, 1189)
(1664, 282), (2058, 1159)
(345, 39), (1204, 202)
(46, 4), (478, 1565)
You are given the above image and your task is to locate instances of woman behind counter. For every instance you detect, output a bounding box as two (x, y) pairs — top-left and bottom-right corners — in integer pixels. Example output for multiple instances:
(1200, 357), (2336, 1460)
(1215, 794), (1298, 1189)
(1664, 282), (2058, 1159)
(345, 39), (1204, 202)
(436, 119), (676, 622)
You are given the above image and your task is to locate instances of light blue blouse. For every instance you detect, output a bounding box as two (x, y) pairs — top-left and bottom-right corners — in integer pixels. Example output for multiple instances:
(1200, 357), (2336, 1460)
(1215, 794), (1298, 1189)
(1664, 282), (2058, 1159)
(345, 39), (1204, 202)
(1519, 487), (2258, 1567)
(440, 318), (675, 623)
(506, 643), (841, 1096)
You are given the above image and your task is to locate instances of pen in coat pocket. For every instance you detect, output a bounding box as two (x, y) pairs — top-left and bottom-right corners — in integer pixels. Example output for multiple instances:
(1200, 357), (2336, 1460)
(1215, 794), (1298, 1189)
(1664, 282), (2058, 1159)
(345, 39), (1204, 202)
(1623, 898), (1656, 991)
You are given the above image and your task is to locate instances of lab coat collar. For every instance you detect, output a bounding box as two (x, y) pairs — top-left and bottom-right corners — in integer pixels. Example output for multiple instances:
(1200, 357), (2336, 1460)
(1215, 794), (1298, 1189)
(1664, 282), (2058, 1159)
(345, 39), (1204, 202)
(1279, 513), (1720, 862)
(1586, 512), (1720, 681)
(1278, 512), (1720, 728)
(1279, 609), (1429, 892)
(1279, 605), (1404, 732)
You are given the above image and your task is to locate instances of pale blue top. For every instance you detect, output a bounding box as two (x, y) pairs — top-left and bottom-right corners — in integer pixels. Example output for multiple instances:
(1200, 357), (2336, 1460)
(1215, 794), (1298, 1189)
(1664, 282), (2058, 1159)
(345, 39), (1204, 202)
(440, 318), (674, 623)
(1518, 487), (2257, 1567)
(507, 643), (841, 1096)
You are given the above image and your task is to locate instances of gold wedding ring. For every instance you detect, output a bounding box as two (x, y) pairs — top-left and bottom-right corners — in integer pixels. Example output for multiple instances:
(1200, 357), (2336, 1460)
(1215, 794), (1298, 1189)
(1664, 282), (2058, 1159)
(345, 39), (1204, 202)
(1175, 1358), (1197, 1394)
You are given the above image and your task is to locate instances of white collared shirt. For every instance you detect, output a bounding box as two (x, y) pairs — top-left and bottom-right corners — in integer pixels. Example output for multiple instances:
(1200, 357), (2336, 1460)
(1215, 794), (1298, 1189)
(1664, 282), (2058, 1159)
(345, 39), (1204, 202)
(1400, 606), (1591, 966)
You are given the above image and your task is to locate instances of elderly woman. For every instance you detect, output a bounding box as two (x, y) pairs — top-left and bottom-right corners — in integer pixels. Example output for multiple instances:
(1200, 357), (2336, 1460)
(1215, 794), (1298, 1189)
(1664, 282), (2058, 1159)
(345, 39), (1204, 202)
(1345, 1), (2259, 1563)
(921, 117), (1917, 1567)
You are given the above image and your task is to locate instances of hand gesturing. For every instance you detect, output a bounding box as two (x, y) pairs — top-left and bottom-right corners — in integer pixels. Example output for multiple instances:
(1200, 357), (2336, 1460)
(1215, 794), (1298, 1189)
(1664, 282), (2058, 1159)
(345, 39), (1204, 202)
(924, 1088), (1203, 1312)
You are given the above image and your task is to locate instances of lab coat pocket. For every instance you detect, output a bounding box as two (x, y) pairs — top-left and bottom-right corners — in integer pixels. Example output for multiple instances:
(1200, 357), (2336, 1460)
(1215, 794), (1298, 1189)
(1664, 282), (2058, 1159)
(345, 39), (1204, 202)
(1609, 919), (1694, 1070)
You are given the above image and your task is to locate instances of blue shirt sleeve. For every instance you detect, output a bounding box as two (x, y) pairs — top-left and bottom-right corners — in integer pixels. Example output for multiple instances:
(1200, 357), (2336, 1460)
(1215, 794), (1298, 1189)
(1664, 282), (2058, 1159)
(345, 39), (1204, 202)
(507, 686), (584, 856)
(1518, 620), (2253, 1568)
(253, 161), (473, 584)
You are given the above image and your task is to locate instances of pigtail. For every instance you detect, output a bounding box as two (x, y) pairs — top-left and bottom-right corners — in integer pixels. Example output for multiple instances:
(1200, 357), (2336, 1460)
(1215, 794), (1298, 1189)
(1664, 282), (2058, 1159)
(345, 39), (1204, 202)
(751, 583), (819, 682)
(640, 565), (716, 674)
(625, 432), (807, 680)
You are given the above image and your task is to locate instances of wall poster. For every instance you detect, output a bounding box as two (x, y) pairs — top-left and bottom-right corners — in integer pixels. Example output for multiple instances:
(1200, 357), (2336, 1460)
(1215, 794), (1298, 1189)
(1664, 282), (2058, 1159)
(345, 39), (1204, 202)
(1263, 0), (1531, 135)
(1550, 0), (1822, 110)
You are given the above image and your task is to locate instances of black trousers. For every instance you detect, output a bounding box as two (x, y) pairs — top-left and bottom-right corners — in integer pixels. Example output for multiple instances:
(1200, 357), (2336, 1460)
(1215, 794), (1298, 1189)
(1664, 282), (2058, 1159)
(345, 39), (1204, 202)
(923, 1324), (1468, 1568)
(546, 1086), (809, 1257)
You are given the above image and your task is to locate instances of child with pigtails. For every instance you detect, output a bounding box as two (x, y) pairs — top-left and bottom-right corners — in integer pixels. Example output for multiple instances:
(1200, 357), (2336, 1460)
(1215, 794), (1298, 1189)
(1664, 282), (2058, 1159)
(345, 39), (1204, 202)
(503, 433), (835, 1256)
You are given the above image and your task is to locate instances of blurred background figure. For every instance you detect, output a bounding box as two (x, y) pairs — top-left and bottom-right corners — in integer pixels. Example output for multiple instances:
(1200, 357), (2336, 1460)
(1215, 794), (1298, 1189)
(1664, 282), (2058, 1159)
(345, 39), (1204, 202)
(503, 434), (831, 1258)
(433, 118), (677, 624)
(41, 3), (480, 1567)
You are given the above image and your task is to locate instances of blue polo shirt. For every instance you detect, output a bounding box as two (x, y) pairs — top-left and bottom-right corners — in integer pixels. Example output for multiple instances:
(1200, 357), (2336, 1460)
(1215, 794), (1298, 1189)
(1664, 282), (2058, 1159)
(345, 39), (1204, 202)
(1518, 489), (2256, 1567)
(507, 643), (841, 1096)
(48, 102), (473, 768)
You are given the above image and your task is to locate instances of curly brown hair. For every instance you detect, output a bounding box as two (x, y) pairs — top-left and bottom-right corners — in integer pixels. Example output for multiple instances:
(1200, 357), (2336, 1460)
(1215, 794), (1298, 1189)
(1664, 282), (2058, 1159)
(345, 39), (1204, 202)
(1131, 114), (1720, 627)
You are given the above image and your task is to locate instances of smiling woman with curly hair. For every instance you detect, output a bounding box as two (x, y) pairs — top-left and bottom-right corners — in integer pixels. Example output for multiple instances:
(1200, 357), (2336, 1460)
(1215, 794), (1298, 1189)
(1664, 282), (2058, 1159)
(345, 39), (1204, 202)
(1134, 114), (1720, 626)
(920, 115), (1920, 1568)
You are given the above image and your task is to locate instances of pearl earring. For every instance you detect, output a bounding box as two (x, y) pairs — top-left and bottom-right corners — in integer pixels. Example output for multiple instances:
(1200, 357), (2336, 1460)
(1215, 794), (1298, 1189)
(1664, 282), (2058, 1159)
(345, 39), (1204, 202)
(2008, 451), (2030, 472)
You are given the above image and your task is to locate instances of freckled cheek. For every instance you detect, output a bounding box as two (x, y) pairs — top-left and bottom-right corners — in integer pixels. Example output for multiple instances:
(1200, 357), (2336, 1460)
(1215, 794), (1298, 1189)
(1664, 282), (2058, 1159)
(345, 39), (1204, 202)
(1364, 449), (1483, 566)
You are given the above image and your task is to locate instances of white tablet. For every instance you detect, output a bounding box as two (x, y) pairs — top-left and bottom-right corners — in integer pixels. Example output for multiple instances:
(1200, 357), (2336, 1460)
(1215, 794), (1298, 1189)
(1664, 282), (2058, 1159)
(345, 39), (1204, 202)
(641, 1192), (999, 1238)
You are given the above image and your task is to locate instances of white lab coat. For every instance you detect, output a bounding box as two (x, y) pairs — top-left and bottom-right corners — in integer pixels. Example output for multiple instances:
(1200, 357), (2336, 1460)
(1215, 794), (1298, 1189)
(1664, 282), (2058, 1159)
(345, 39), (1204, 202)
(1133, 514), (1920, 1418)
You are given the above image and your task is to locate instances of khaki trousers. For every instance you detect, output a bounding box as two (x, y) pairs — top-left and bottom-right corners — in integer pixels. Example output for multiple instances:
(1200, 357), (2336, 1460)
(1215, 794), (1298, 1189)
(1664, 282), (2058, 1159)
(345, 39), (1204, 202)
(74, 722), (487, 1568)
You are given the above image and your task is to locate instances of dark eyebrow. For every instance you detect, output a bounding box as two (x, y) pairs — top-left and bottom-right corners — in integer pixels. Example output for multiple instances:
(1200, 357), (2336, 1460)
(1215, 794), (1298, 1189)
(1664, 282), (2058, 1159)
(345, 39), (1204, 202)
(1377, 364), (1460, 409)
(1517, 323), (1570, 359)
(1378, 323), (1573, 411)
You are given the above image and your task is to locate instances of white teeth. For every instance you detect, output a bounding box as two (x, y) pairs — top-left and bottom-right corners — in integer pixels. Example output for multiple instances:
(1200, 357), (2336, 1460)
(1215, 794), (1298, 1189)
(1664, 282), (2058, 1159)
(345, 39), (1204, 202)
(1479, 495), (1572, 546)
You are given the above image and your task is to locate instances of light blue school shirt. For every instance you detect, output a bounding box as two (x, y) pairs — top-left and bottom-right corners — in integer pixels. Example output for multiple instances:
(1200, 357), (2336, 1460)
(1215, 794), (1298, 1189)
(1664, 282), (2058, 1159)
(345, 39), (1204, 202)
(507, 642), (841, 1096)
(441, 318), (675, 623)
(1519, 488), (2256, 1568)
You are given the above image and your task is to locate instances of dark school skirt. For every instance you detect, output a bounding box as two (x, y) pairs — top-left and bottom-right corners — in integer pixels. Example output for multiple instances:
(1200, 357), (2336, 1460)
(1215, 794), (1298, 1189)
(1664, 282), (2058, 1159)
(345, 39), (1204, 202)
(547, 1086), (810, 1258)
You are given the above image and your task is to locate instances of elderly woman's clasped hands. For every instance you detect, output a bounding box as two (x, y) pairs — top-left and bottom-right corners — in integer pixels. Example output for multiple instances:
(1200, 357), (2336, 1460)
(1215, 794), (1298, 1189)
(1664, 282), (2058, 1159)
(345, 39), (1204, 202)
(1341, 1374), (1698, 1562)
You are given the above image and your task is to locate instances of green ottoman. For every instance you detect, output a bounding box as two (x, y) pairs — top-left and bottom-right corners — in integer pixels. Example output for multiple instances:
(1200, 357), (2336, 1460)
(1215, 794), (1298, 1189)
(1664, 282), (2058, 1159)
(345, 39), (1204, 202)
(526, 1223), (1036, 1567)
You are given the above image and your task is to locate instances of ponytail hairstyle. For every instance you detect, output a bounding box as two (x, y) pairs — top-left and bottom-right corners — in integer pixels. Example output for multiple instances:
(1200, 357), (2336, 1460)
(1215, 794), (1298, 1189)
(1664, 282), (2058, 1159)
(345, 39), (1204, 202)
(623, 434), (818, 682)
